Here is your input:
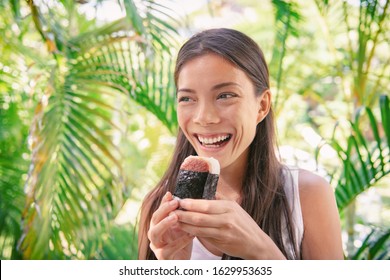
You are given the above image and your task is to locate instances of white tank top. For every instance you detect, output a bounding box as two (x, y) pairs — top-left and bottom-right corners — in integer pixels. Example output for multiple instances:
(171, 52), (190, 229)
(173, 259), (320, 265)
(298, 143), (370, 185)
(190, 166), (304, 260)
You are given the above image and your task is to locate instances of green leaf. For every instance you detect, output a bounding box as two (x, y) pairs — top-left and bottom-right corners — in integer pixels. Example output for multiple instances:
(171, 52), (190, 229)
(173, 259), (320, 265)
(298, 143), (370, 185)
(270, 0), (303, 112)
(349, 227), (390, 260)
(380, 95), (390, 148)
(123, 0), (145, 35)
(333, 95), (390, 211)
(15, 0), (181, 259)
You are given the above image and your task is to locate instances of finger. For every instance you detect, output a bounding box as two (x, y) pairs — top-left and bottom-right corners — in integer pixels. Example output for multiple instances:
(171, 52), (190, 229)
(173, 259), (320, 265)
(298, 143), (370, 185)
(178, 198), (228, 214)
(166, 233), (194, 257)
(162, 191), (172, 202)
(148, 213), (179, 248)
(151, 193), (179, 226)
(155, 233), (194, 260)
(179, 222), (223, 240)
(159, 192), (177, 208)
(175, 209), (224, 228)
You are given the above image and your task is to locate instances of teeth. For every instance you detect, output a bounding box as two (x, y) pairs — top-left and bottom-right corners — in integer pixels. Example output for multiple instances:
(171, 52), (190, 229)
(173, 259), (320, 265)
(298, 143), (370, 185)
(198, 135), (230, 145)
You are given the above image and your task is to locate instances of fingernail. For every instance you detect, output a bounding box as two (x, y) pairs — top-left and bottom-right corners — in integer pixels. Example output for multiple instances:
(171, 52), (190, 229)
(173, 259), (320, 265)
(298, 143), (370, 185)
(167, 213), (176, 221)
(179, 199), (188, 208)
(169, 199), (178, 206)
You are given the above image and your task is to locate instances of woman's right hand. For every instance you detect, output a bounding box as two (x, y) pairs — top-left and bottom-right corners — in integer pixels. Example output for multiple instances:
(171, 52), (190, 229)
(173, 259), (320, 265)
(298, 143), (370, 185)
(147, 192), (194, 259)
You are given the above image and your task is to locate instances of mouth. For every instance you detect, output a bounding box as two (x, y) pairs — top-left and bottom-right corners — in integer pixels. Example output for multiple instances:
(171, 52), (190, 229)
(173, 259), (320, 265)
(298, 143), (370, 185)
(196, 133), (232, 148)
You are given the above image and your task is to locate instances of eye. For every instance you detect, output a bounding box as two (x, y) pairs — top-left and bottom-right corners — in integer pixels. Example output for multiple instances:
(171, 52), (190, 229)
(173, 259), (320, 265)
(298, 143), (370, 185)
(217, 92), (237, 99)
(178, 96), (193, 103)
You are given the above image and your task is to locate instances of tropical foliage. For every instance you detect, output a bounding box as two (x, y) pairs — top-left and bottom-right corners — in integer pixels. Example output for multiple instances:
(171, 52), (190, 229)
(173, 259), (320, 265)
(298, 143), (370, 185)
(1, 0), (179, 259)
(349, 227), (390, 260)
(328, 95), (390, 259)
(0, 0), (389, 260)
(331, 95), (390, 211)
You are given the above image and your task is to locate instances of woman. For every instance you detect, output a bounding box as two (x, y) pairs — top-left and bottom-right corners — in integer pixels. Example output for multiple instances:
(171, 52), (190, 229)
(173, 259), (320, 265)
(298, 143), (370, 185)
(138, 28), (343, 260)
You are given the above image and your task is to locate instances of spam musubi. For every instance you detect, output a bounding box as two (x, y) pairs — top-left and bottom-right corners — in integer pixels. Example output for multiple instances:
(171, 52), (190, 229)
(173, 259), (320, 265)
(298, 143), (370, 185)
(173, 156), (220, 200)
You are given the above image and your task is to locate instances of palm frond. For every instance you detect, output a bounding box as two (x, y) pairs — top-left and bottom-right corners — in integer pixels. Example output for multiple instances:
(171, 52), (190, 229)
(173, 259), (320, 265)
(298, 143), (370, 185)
(95, 223), (138, 260)
(0, 42), (33, 259)
(349, 227), (390, 260)
(18, 65), (127, 259)
(330, 95), (390, 211)
(316, 0), (390, 107)
(17, 0), (180, 259)
(0, 74), (28, 259)
(0, 155), (26, 260)
(269, 0), (303, 113)
(69, 16), (178, 132)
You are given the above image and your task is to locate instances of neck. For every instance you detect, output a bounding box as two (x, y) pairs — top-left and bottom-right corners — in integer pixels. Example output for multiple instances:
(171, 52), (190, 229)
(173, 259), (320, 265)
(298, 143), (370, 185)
(217, 151), (248, 202)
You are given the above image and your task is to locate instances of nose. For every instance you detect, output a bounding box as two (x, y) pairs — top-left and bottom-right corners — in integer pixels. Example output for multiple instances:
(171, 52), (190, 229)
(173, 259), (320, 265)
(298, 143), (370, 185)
(193, 100), (220, 126)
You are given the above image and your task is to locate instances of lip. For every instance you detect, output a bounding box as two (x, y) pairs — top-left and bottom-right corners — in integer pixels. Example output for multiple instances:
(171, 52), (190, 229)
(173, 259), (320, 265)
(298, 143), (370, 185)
(194, 133), (232, 151)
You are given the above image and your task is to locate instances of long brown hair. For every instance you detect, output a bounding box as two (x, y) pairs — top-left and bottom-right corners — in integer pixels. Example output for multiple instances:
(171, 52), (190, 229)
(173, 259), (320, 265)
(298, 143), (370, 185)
(139, 28), (298, 260)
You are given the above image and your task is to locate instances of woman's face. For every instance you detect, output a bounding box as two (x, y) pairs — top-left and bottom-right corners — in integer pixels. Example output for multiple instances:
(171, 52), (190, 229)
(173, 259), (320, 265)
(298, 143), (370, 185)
(177, 53), (269, 171)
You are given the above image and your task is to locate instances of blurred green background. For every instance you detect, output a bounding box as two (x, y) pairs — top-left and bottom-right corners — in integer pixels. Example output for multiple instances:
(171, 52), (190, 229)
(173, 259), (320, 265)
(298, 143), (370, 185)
(0, 0), (389, 260)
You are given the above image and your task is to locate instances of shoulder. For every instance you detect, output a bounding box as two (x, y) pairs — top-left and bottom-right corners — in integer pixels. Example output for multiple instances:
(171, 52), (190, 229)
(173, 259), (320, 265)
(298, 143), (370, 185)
(298, 169), (332, 198)
(297, 169), (344, 259)
(284, 167), (337, 230)
(297, 168), (336, 221)
(281, 166), (330, 195)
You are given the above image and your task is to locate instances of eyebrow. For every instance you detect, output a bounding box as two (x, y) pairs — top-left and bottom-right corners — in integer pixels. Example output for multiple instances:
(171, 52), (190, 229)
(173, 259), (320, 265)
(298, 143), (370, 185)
(212, 82), (241, 90)
(177, 82), (241, 94)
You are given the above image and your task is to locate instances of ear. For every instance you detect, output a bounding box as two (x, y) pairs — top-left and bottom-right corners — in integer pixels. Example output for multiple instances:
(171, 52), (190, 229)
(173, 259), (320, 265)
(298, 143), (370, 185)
(256, 90), (271, 124)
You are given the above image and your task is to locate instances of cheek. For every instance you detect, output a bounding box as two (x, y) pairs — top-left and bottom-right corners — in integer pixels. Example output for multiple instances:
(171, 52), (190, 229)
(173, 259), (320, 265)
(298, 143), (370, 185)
(247, 123), (258, 143)
(177, 109), (189, 128)
(177, 109), (193, 141)
(241, 112), (259, 142)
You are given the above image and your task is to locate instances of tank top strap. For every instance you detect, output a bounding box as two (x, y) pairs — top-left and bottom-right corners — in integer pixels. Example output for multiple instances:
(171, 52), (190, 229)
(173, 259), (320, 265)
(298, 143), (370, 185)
(282, 165), (304, 259)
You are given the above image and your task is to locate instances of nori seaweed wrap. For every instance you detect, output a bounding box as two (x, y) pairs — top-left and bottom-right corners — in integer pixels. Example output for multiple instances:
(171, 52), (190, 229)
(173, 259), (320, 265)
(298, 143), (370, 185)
(173, 156), (220, 200)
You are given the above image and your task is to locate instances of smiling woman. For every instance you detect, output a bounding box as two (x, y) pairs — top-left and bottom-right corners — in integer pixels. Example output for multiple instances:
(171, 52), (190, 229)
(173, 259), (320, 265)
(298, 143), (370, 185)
(176, 53), (268, 172)
(137, 28), (344, 260)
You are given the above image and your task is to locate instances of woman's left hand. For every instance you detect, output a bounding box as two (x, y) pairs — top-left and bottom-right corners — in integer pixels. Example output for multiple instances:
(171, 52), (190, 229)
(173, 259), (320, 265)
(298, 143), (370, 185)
(174, 195), (286, 259)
